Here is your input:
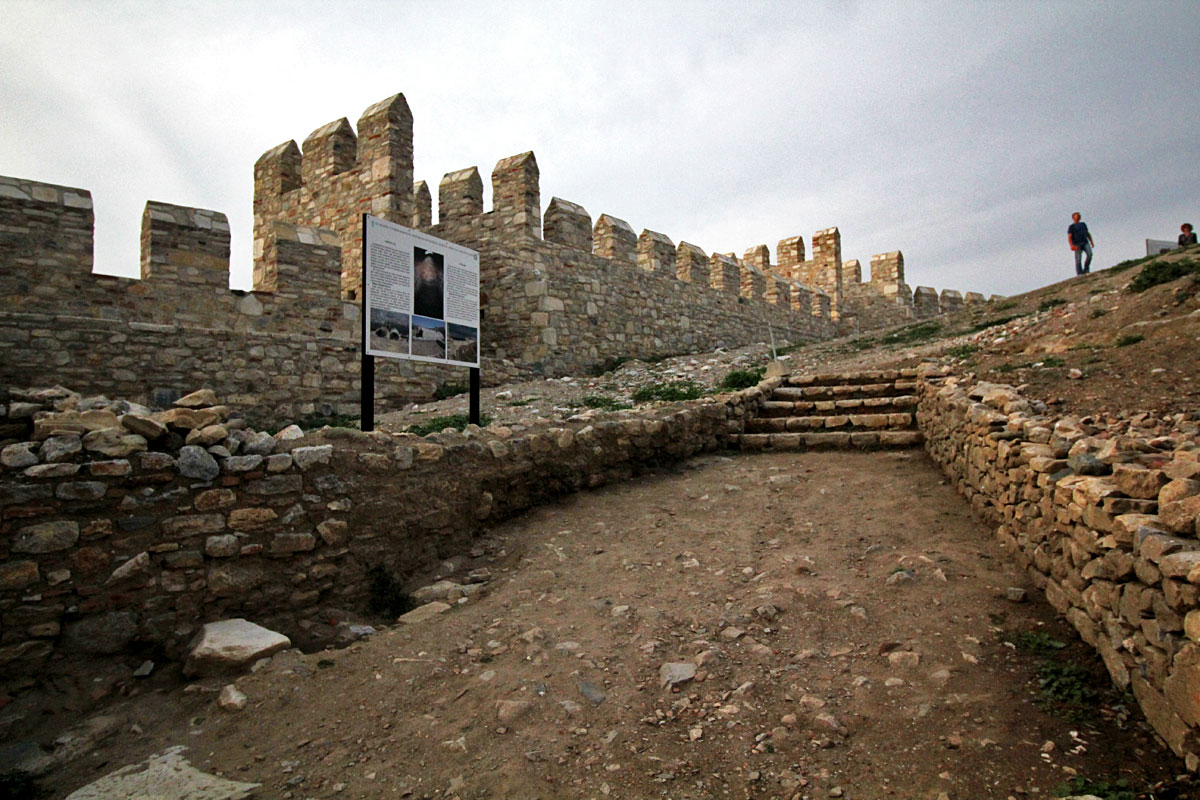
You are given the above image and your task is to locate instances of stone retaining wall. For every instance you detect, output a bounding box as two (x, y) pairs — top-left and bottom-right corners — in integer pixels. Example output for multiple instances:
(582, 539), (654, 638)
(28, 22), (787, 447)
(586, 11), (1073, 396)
(917, 374), (1200, 768)
(0, 383), (762, 688)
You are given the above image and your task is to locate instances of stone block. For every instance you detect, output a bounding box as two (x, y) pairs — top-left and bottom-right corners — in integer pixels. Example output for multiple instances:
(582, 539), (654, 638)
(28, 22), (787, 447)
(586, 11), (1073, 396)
(13, 520), (79, 553)
(228, 507), (279, 531)
(162, 514), (224, 538)
(184, 618), (291, 677)
(0, 561), (40, 591)
(1113, 463), (1169, 499)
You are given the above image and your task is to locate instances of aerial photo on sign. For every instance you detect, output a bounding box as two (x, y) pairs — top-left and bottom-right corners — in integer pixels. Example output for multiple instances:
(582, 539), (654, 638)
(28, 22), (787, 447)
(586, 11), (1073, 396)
(363, 215), (480, 367)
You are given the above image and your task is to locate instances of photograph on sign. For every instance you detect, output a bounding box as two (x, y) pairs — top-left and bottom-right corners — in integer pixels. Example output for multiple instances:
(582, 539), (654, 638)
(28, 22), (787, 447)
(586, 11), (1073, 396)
(369, 309), (410, 354)
(363, 215), (480, 367)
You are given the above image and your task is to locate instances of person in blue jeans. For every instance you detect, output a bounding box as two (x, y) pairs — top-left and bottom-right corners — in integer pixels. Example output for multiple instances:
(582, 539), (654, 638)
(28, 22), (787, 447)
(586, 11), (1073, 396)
(1068, 212), (1094, 275)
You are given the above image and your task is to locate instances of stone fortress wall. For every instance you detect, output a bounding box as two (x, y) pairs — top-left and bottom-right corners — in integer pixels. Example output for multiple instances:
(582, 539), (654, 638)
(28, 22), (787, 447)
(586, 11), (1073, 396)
(1, 91), (990, 416)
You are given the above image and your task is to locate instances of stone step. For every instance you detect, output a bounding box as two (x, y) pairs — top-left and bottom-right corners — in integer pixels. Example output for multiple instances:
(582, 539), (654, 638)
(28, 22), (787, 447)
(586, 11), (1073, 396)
(758, 395), (917, 417)
(771, 381), (916, 402)
(784, 368), (919, 388)
(745, 412), (916, 434)
(739, 430), (924, 450)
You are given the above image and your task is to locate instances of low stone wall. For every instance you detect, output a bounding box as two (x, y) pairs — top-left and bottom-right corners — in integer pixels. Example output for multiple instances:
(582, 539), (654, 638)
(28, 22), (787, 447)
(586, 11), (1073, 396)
(917, 374), (1200, 768)
(0, 383), (764, 688)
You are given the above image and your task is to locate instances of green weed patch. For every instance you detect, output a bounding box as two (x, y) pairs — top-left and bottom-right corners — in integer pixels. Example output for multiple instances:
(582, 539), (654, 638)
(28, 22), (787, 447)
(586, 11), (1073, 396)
(720, 366), (767, 390)
(1128, 258), (1200, 293)
(582, 394), (631, 411)
(407, 413), (491, 436)
(433, 382), (469, 400)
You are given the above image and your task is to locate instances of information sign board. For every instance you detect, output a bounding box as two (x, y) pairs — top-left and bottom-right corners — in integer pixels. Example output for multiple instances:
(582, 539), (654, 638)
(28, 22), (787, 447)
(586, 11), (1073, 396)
(362, 215), (480, 368)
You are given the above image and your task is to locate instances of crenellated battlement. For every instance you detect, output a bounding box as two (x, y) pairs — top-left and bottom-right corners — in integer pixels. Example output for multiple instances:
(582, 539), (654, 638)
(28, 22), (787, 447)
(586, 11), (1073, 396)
(543, 197), (592, 252)
(637, 229), (676, 277)
(253, 93), (413, 299)
(1, 89), (993, 414)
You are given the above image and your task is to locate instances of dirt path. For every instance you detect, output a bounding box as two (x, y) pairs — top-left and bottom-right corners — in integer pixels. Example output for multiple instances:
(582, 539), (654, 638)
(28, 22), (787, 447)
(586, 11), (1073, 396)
(46, 450), (1184, 799)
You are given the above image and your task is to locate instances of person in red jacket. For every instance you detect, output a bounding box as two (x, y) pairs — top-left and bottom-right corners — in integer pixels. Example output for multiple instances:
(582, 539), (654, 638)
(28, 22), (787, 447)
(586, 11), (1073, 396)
(1180, 223), (1198, 248)
(1068, 212), (1094, 275)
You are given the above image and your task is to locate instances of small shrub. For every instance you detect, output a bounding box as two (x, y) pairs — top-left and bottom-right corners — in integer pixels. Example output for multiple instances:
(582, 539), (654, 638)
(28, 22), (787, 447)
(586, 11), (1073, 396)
(631, 380), (705, 403)
(1037, 660), (1098, 705)
(996, 300), (1018, 311)
(848, 336), (878, 351)
(506, 398), (534, 407)
(1089, 308), (1108, 318)
(407, 413), (491, 436)
(1128, 258), (1200, 293)
(720, 366), (767, 390)
(366, 566), (416, 617)
(1040, 356), (1066, 368)
(1011, 630), (1067, 656)
(433, 382), (469, 401)
(1115, 333), (1143, 347)
(943, 344), (979, 359)
(1038, 297), (1067, 312)
(582, 394), (631, 411)
(993, 362), (1018, 374)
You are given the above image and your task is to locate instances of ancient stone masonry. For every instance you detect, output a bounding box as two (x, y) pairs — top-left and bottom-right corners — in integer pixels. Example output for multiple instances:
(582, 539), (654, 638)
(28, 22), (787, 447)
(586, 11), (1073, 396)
(0, 383), (757, 686)
(1, 90), (992, 414)
(842, 250), (915, 331)
(253, 93), (414, 301)
(5, 368), (1198, 771)
(0, 176), (491, 421)
(918, 375), (1200, 770)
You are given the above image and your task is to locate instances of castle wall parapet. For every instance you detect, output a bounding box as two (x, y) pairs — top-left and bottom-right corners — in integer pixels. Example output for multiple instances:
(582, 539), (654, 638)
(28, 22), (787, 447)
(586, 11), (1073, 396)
(914, 286), (941, 318)
(412, 180), (433, 228)
(637, 229), (675, 277)
(739, 258), (767, 301)
(703, 252), (735, 296)
(675, 241), (708, 285)
(438, 167), (483, 224)
(3, 90), (992, 406)
(253, 93), (413, 299)
(593, 214), (636, 265)
(940, 289), (965, 314)
(544, 197), (593, 252)
(490, 152), (540, 239)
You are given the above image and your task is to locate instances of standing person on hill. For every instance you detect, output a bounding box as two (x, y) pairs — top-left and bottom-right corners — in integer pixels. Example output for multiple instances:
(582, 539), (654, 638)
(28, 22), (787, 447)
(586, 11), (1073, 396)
(1068, 212), (1094, 275)
(1180, 223), (1198, 248)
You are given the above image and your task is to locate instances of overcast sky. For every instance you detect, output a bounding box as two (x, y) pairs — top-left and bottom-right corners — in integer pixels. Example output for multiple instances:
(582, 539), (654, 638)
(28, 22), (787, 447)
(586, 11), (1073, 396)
(3, 1), (1198, 298)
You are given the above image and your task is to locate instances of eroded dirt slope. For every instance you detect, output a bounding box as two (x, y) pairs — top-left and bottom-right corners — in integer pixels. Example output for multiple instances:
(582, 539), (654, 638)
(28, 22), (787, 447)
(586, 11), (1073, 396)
(43, 452), (1184, 799)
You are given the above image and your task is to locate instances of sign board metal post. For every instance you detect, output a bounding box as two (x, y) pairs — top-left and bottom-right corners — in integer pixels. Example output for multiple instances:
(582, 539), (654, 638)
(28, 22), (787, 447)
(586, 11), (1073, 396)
(360, 215), (375, 431)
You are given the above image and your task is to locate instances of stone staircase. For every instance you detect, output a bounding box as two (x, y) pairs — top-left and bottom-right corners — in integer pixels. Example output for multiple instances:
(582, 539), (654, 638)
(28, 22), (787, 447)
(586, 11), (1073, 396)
(739, 368), (923, 450)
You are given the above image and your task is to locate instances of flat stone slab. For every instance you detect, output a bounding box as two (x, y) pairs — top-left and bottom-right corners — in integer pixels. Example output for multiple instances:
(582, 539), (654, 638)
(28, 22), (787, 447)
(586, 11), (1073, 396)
(397, 601), (451, 625)
(66, 745), (259, 799)
(184, 619), (291, 677)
